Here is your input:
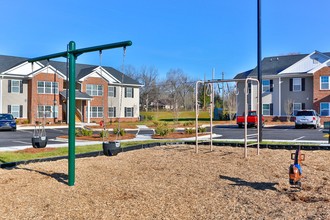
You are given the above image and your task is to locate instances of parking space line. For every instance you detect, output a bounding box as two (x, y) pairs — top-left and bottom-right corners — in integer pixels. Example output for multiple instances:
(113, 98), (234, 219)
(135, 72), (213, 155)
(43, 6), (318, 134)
(294, 136), (305, 141)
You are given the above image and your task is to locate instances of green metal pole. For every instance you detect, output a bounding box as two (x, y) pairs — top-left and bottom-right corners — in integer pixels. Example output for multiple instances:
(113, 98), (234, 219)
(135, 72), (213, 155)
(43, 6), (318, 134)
(68, 41), (76, 186)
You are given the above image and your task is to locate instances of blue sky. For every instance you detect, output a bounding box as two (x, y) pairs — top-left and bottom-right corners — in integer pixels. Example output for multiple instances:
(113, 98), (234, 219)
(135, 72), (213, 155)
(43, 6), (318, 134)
(1, 1), (330, 81)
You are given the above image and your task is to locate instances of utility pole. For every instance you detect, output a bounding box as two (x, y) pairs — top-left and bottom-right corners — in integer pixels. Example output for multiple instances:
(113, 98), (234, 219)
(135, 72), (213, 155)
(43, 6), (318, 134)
(257, 0), (263, 141)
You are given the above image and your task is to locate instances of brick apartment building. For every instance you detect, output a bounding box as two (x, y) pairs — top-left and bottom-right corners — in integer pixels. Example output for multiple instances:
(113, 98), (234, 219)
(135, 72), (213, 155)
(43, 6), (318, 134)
(0, 55), (142, 124)
(234, 51), (330, 123)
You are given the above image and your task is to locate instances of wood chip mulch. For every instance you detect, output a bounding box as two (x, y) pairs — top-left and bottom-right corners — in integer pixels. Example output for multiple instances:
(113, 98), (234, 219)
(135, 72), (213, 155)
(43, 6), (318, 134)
(0, 145), (329, 219)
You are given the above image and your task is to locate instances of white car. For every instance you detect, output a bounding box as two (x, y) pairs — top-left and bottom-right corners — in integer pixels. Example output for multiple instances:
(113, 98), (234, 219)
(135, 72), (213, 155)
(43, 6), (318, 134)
(294, 110), (321, 129)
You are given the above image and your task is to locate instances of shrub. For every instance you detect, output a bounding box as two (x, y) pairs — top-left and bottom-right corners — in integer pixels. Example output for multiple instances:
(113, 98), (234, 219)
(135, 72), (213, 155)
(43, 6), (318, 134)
(99, 130), (109, 138)
(185, 128), (195, 134)
(75, 128), (93, 137)
(155, 126), (169, 136)
(153, 121), (160, 126)
(183, 121), (194, 126)
(113, 128), (126, 136)
(22, 120), (29, 124)
(198, 126), (206, 133)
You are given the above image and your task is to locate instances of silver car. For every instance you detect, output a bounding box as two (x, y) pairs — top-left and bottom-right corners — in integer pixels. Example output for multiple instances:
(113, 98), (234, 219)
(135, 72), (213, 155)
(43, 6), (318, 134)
(294, 110), (321, 129)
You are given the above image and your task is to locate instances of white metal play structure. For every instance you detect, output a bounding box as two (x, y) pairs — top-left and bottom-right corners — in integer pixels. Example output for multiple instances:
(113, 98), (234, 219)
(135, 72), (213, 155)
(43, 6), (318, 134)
(195, 78), (260, 158)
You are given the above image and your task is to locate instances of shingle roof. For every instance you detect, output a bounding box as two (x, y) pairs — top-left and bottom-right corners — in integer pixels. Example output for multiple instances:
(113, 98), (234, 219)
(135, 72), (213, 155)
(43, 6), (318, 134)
(234, 52), (330, 79)
(0, 55), (142, 86)
(59, 90), (93, 100)
(0, 55), (28, 72)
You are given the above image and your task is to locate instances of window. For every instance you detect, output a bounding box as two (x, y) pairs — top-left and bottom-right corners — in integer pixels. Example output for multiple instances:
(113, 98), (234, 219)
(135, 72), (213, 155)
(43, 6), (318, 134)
(37, 105), (58, 118)
(8, 80), (22, 93)
(321, 76), (330, 90)
(37, 81), (58, 94)
(293, 103), (302, 116)
(108, 86), (116, 97)
(290, 78), (305, 91)
(86, 84), (103, 96)
(10, 105), (20, 118)
(8, 105), (23, 118)
(125, 87), (133, 98)
(293, 78), (301, 91)
(262, 80), (273, 93)
(11, 80), (20, 93)
(320, 103), (330, 116)
(125, 107), (134, 117)
(262, 103), (273, 116)
(108, 107), (116, 118)
(87, 106), (103, 118)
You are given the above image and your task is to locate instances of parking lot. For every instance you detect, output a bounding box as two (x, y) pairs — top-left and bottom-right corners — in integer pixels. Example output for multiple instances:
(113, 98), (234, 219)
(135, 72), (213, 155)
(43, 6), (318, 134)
(213, 125), (326, 142)
(0, 125), (328, 150)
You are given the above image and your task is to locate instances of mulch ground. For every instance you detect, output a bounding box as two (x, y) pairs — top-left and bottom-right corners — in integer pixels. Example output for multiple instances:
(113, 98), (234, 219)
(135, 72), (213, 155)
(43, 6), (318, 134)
(0, 145), (329, 219)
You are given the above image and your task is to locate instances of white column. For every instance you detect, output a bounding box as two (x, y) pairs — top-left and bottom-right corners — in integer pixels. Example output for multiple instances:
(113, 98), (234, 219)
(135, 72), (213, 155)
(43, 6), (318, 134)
(0, 78), (2, 113)
(279, 77), (281, 116)
(87, 100), (90, 123)
(67, 99), (69, 123)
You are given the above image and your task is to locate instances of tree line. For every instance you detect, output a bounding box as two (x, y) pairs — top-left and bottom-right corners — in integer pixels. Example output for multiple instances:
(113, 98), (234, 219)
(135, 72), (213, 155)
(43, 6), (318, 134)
(125, 65), (237, 116)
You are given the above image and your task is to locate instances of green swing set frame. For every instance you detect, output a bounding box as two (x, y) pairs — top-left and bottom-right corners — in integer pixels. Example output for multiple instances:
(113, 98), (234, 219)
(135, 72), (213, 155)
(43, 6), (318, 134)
(28, 40), (132, 186)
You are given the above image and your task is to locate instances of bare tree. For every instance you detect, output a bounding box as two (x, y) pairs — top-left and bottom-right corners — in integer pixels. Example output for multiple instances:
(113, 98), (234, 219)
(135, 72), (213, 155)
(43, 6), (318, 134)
(125, 65), (159, 111)
(223, 83), (237, 120)
(285, 99), (293, 121)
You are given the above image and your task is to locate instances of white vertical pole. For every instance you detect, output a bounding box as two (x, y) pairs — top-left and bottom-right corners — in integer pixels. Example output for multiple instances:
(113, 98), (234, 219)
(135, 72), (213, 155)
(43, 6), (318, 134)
(0, 77), (2, 113)
(87, 100), (90, 123)
(279, 77), (281, 116)
(195, 81), (202, 153)
(244, 78), (248, 158)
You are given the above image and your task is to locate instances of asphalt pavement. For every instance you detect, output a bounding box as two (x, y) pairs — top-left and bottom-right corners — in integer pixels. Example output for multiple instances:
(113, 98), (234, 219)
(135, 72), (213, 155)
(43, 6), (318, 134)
(0, 124), (328, 151)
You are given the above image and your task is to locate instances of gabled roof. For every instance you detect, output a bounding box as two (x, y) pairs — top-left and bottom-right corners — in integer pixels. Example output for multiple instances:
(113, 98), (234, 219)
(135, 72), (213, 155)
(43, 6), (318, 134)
(235, 52), (330, 79)
(0, 54), (142, 86)
(249, 54), (307, 77)
(0, 55), (28, 73)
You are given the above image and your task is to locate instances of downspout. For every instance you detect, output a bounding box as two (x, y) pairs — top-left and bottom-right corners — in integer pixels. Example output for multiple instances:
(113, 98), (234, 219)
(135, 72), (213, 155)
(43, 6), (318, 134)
(0, 75), (3, 113)
(279, 77), (281, 116)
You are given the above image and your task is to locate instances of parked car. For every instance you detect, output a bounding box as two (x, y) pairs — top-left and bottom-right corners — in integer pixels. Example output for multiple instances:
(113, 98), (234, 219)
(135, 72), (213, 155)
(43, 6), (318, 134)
(0, 113), (17, 131)
(294, 110), (320, 129)
(236, 111), (264, 128)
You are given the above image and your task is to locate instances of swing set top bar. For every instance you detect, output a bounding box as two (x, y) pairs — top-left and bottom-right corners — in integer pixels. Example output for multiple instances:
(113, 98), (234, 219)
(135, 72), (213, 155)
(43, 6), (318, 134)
(203, 78), (253, 84)
(27, 40), (132, 62)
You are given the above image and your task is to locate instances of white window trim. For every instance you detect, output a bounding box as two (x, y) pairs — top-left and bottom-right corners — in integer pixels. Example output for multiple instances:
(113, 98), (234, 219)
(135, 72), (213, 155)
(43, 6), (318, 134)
(86, 84), (103, 96)
(108, 86), (115, 97)
(320, 102), (330, 116)
(37, 81), (59, 94)
(293, 78), (302, 92)
(262, 103), (270, 116)
(320, 76), (330, 90)
(108, 106), (116, 118)
(126, 87), (133, 98)
(88, 106), (103, 118)
(37, 105), (58, 118)
(11, 105), (20, 118)
(11, 80), (20, 93)
(293, 103), (302, 116)
(262, 80), (270, 93)
(125, 107), (133, 117)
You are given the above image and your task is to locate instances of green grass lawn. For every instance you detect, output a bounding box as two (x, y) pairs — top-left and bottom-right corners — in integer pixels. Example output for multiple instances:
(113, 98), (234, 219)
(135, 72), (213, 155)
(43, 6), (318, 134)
(0, 140), (166, 164)
(140, 111), (210, 121)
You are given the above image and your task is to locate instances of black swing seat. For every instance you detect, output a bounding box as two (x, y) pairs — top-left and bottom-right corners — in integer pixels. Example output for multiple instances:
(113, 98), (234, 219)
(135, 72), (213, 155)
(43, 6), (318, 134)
(32, 136), (48, 148)
(103, 141), (121, 156)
